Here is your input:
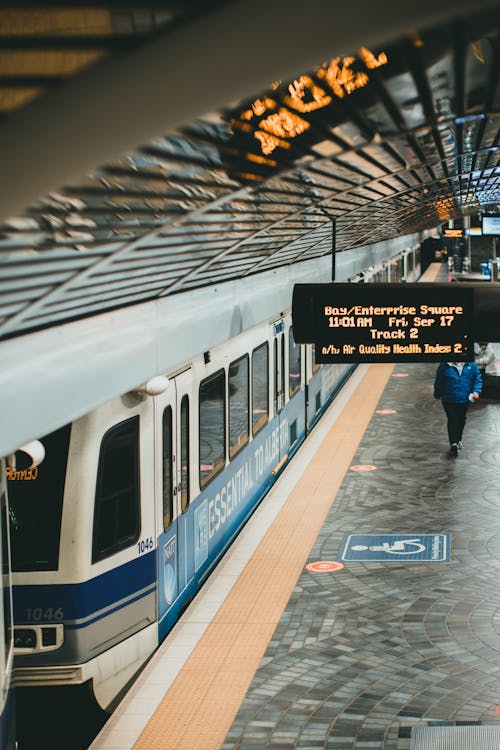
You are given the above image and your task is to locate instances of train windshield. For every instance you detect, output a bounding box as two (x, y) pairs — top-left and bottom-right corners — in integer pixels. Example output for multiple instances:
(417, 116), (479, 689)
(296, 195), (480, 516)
(8, 424), (71, 572)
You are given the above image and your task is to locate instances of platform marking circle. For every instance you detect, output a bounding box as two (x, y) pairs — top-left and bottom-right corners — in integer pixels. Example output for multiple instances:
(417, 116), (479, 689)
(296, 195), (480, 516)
(392, 373), (409, 377)
(350, 464), (377, 472)
(306, 561), (345, 573)
(375, 409), (397, 414)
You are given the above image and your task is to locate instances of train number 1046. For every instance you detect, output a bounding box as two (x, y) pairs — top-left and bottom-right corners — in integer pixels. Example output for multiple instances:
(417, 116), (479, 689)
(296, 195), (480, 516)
(138, 536), (154, 554)
(25, 607), (64, 622)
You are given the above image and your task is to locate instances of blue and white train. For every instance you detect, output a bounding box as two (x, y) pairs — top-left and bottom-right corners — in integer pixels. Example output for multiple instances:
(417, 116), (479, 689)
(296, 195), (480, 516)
(8, 246), (420, 712)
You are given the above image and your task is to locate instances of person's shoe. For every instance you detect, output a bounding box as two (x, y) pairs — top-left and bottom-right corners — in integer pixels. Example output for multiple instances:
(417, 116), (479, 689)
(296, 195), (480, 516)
(451, 443), (459, 456)
(457, 441), (463, 450)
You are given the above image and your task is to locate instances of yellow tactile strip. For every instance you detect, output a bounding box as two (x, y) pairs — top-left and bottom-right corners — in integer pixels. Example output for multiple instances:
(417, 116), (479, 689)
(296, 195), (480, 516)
(132, 364), (394, 750)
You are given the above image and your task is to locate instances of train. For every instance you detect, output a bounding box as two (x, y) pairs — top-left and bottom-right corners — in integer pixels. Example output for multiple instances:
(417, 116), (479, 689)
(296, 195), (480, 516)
(0, 459), (15, 750)
(7, 245), (420, 713)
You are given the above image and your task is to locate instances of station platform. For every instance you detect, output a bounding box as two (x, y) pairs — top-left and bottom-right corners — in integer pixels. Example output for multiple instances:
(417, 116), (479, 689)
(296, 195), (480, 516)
(90, 359), (500, 750)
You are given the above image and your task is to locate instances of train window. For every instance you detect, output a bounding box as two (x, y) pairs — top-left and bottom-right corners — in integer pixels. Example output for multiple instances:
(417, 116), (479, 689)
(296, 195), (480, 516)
(229, 355), (249, 460)
(311, 345), (320, 374)
(8, 424), (71, 572)
(92, 417), (140, 563)
(199, 370), (226, 489)
(289, 327), (301, 397)
(252, 342), (269, 436)
(315, 391), (321, 413)
(180, 396), (190, 513)
(162, 407), (173, 530)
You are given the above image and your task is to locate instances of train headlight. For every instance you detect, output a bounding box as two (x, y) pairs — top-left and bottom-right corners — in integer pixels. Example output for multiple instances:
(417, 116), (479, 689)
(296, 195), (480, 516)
(14, 624), (64, 654)
(14, 628), (37, 649)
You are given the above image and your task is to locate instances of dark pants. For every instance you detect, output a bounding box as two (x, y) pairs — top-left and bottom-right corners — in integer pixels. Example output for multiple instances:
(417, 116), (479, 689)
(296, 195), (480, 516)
(442, 402), (468, 445)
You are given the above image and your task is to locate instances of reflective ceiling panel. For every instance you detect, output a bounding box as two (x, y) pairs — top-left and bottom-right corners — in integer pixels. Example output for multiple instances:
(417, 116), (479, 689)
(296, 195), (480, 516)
(0, 5), (499, 339)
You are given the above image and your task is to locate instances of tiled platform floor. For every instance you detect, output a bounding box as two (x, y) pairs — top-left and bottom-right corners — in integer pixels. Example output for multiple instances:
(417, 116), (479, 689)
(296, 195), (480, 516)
(96, 364), (391, 750)
(223, 363), (500, 749)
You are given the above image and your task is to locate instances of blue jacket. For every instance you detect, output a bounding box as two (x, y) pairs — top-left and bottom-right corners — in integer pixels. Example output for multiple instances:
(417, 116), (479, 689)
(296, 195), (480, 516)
(434, 362), (482, 404)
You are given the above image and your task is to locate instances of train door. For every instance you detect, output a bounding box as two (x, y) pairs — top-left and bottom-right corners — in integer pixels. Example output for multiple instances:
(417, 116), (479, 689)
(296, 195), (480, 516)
(273, 320), (286, 415)
(88, 404), (157, 658)
(272, 319), (289, 469)
(287, 325), (305, 449)
(307, 344), (323, 429)
(155, 369), (191, 639)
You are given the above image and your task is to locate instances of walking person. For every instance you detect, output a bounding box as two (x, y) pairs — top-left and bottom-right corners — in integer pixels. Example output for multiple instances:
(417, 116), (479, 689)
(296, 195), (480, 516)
(434, 361), (482, 456)
(474, 341), (497, 376)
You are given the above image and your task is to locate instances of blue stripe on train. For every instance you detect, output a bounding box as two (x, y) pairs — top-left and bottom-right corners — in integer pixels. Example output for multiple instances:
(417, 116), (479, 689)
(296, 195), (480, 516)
(13, 550), (156, 627)
(66, 583), (156, 630)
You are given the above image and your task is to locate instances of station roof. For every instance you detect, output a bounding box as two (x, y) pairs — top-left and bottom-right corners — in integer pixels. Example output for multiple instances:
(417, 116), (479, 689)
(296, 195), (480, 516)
(0, 1), (499, 343)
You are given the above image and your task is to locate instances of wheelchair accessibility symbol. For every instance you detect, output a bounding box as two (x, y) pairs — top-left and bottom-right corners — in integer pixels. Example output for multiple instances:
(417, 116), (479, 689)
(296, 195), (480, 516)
(351, 539), (426, 554)
(339, 533), (449, 562)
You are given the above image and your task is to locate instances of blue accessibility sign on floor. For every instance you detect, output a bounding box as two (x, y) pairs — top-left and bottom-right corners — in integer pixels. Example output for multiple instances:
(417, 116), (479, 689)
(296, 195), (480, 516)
(338, 533), (450, 562)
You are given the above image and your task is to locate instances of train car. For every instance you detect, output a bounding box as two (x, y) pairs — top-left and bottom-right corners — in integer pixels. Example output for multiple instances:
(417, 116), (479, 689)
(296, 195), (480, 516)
(9, 312), (352, 711)
(0, 459), (15, 750)
(348, 245), (420, 285)
(9, 247), (421, 713)
(0, 441), (44, 750)
(403, 245), (421, 282)
(387, 245), (421, 284)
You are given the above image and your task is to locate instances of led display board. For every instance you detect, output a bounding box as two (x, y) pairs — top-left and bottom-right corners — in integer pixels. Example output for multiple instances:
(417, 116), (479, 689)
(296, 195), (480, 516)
(443, 228), (463, 238)
(482, 216), (500, 235)
(292, 284), (474, 363)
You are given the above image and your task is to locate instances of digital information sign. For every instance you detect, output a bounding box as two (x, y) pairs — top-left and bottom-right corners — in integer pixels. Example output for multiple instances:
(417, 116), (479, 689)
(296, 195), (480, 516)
(292, 284), (475, 363)
(482, 215), (500, 235)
